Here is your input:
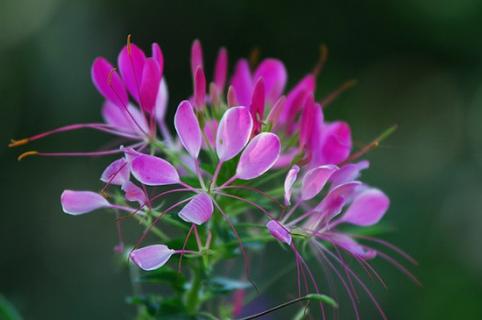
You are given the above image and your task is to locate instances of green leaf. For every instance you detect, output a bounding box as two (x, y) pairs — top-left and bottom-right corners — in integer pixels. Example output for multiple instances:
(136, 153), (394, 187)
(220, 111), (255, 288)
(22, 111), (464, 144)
(139, 267), (187, 292)
(304, 294), (338, 308)
(0, 295), (22, 320)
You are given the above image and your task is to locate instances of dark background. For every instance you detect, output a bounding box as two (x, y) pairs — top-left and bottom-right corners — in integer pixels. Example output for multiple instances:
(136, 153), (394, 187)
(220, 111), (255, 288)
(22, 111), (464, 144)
(2, 0), (482, 319)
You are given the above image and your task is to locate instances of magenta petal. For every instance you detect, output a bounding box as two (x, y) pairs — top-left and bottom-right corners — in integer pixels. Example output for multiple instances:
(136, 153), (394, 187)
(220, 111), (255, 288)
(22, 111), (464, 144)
(194, 66), (206, 109)
(101, 100), (148, 135)
(315, 181), (362, 219)
(341, 188), (389, 226)
(122, 181), (147, 205)
(250, 78), (265, 134)
(214, 47), (228, 92)
(91, 57), (128, 107)
(155, 78), (169, 123)
(131, 154), (180, 186)
(216, 106), (253, 161)
(100, 158), (130, 186)
(267, 96), (286, 128)
(231, 59), (253, 106)
(118, 43), (146, 102)
(236, 132), (281, 180)
(328, 233), (376, 259)
(320, 121), (352, 165)
(254, 58), (287, 104)
(139, 58), (161, 114)
(191, 39), (204, 76)
(174, 100), (202, 158)
(178, 193), (213, 225)
(284, 165), (300, 205)
(280, 74), (315, 124)
(61, 190), (110, 215)
(266, 220), (292, 245)
(123, 147), (144, 164)
(330, 160), (370, 188)
(130, 244), (175, 271)
(151, 43), (164, 78)
(301, 165), (338, 201)
(299, 94), (316, 149)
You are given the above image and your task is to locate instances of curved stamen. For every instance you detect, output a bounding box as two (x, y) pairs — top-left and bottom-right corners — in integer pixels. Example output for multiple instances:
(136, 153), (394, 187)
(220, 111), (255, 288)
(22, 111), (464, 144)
(218, 185), (285, 210)
(214, 191), (276, 221)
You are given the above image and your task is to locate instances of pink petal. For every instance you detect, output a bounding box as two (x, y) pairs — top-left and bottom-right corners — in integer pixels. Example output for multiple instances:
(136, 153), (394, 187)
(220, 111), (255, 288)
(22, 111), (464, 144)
(273, 148), (297, 168)
(253, 58), (287, 104)
(299, 94), (316, 149)
(193, 66), (206, 109)
(178, 193), (213, 225)
(284, 165), (300, 205)
(139, 58), (161, 114)
(130, 154), (180, 186)
(301, 165), (338, 201)
(123, 147), (144, 164)
(280, 74), (315, 124)
(155, 78), (169, 123)
(151, 43), (164, 78)
(130, 244), (175, 271)
(61, 190), (110, 215)
(100, 158), (130, 186)
(216, 106), (253, 161)
(101, 101), (148, 135)
(250, 78), (265, 134)
(122, 181), (147, 205)
(315, 181), (362, 220)
(174, 100), (202, 158)
(214, 47), (228, 92)
(330, 160), (370, 189)
(319, 121), (352, 165)
(236, 132), (281, 180)
(231, 59), (253, 106)
(328, 233), (376, 259)
(227, 86), (239, 107)
(191, 39), (203, 76)
(267, 96), (286, 129)
(341, 188), (389, 226)
(118, 43), (146, 102)
(203, 119), (218, 150)
(91, 57), (128, 107)
(266, 220), (292, 245)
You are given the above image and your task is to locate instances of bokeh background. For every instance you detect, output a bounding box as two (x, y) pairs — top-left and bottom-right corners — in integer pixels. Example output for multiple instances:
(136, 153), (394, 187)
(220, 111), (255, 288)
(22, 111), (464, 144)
(2, 0), (482, 319)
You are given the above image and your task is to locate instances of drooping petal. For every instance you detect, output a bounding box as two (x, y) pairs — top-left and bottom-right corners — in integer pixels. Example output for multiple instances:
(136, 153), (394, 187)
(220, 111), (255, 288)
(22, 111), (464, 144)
(118, 43), (146, 102)
(100, 158), (130, 186)
(216, 106), (253, 162)
(122, 181), (147, 205)
(300, 165), (338, 201)
(284, 165), (300, 205)
(266, 220), (292, 245)
(191, 39), (204, 76)
(330, 160), (370, 189)
(327, 233), (376, 259)
(139, 58), (161, 114)
(250, 78), (265, 134)
(314, 181), (362, 220)
(236, 132), (281, 180)
(231, 59), (253, 106)
(101, 101), (148, 135)
(130, 154), (180, 186)
(61, 190), (110, 215)
(193, 66), (206, 109)
(214, 47), (228, 92)
(178, 193), (213, 225)
(280, 74), (315, 124)
(253, 58), (287, 104)
(341, 188), (389, 226)
(91, 57), (128, 107)
(154, 78), (169, 123)
(174, 100), (202, 158)
(130, 244), (175, 271)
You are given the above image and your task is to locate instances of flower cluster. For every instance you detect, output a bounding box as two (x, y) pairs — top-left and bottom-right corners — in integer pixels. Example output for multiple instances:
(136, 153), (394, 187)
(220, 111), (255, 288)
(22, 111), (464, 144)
(10, 37), (416, 319)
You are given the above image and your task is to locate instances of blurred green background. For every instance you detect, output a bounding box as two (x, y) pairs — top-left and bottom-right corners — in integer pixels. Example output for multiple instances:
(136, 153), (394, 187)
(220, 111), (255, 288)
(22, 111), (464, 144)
(2, 0), (482, 319)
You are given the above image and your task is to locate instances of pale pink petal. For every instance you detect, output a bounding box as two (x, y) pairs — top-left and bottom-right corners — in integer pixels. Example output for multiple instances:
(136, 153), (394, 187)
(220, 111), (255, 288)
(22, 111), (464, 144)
(341, 188), (389, 226)
(91, 57), (128, 107)
(253, 58), (287, 104)
(100, 158), (130, 185)
(118, 43), (146, 102)
(266, 220), (292, 245)
(130, 154), (180, 186)
(191, 39), (204, 76)
(328, 233), (376, 259)
(193, 66), (206, 109)
(174, 100), (202, 158)
(123, 147), (144, 164)
(231, 59), (253, 106)
(273, 148), (297, 168)
(284, 165), (300, 205)
(122, 181), (147, 205)
(101, 101), (148, 135)
(267, 96), (286, 129)
(301, 165), (338, 201)
(139, 58), (161, 114)
(130, 244), (175, 271)
(330, 160), (370, 188)
(178, 193), (213, 225)
(214, 47), (228, 92)
(236, 132), (281, 180)
(61, 190), (110, 215)
(216, 106), (253, 161)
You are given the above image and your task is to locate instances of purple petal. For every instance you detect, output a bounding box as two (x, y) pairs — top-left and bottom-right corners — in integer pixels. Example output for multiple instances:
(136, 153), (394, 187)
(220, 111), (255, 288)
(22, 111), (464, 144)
(301, 165), (338, 201)
(273, 148), (297, 168)
(130, 244), (175, 271)
(315, 181), (362, 220)
(250, 78), (265, 134)
(253, 58), (287, 104)
(155, 78), (169, 123)
(266, 220), (292, 245)
(319, 121), (352, 165)
(61, 190), (110, 215)
(174, 100), (202, 158)
(280, 74), (315, 124)
(216, 106), (253, 161)
(100, 158), (130, 186)
(328, 233), (376, 259)
(299, 94), (316, 149)
(284, 165), (300, 205)
(91, 57), (128, 107)
(341, 188), (389, 226)
(236, 132), (281, 180)
(123, 147), (144, 164)
(178, 193), (213, 225)
(193, 66), (206, 109)
(118, 43), (146, 102)
(139, 58), (161, 114)
(101, 101), (148, 135)
(330, 160), (370, 189)
(191, 39), (203, 76)
(130, 154), (180, 186)
(267, 96), (286, 128)
(122, 181), (147, 205)
(231, 59), (253, 106)
(214, 47), (228, 92)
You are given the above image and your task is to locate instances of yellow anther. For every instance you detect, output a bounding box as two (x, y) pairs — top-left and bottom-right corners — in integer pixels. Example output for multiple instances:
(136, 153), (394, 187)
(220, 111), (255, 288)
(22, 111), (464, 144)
(17, 151), (38, 161)
(8, 138), (29, 148)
